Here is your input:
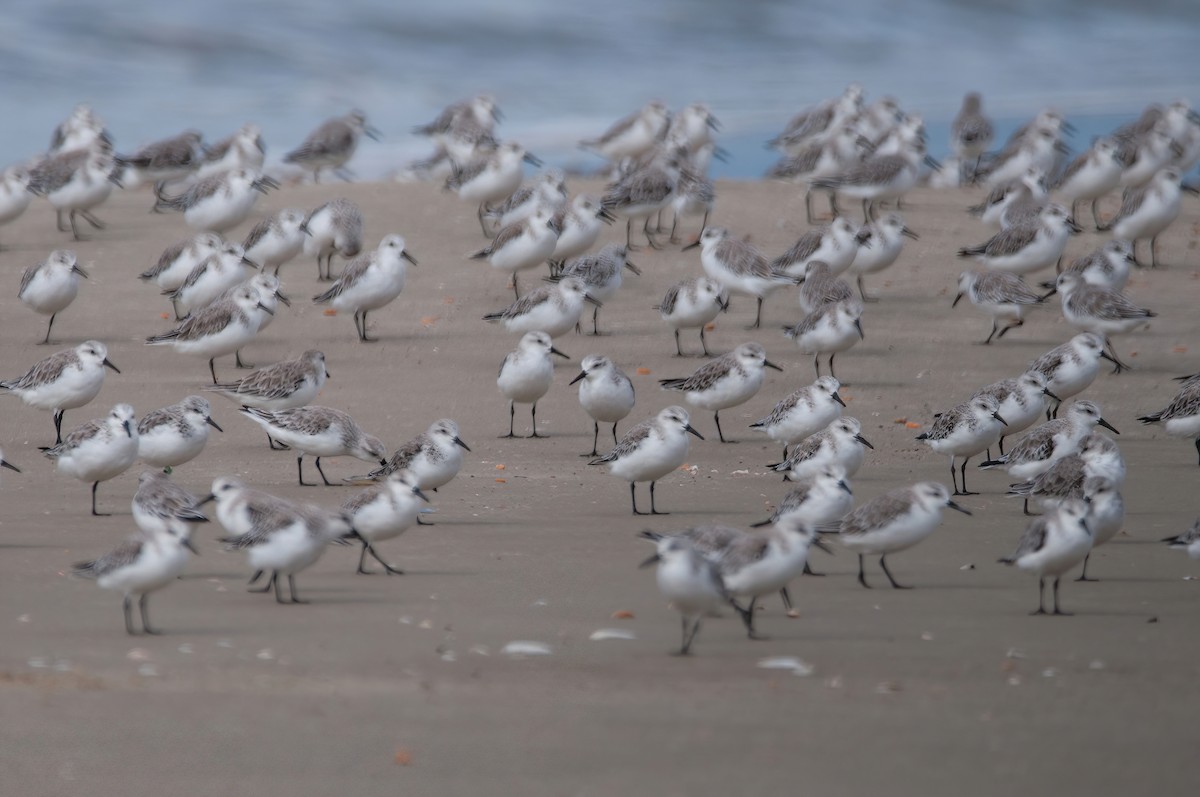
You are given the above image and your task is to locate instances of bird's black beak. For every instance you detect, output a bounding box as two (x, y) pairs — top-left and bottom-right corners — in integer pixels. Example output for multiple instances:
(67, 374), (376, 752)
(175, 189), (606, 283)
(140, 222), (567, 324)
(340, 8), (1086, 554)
(364, 126), (382, 141)
(993, 411), (1008, 426)
(122, 420), (133, 437)
(1098, 350), (1119, 365)
(182, 537), (199, 555)
(584, 294), (602, 307)
(854, 319), (864, 339)
(624, 260), (642, 276)
(951, 292), (963, 308)
(855, 230), (872, 247)
(855, 434), (874, 449)
(0, 459), (20, 473)
(811, 534), (833, 555)
(901, 226), (919, 240)
(206, 416), (224, 432)
(1066, 217), (1082, 234)
(947, 500), (972, 515)
(523, 152), (543, 166)
(764, 359), (783, 372)
(1043, 387), (1061, 401)
(72, 263), (90, 279)
(403, 251), (419, 265)
(198, 493), (215, 506)
(550, 347), (570, 359)
(712, 146), (731, 162)
(275, 290), (292, 307)
(681, 239), (701, 251)
(569, 370), (588, 385)
(257, 302), (274, 315)
(454, 436), (470, 451)
(832, 391), (846, 407)
(414, 487), (430, 503)
(103, 358), (121, 373)
(838, 480), (852, 495)
(1098, 418), (1120, 434)
(639, 553), (661, 569)
(685, 424), (704, 440)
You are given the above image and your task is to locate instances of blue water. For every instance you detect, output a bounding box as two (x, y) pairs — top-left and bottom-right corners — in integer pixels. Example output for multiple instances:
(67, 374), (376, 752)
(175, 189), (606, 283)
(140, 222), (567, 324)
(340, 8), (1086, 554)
(1, 0), (1197, 178)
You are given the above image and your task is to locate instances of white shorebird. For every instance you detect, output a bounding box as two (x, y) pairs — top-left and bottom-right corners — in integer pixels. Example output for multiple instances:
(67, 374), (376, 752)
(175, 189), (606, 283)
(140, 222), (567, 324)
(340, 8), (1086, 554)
(655, 276), (728, 357)
(197, 122), (265, 178)
(838, 481), (971, 589)
(1072, 476), (1124, 582)
(1053, 136), (1122, 229)
(1026, 333), (1119, 416)
(18, 249), (90, 344)
(917, 394), (1008, 496)
(795, 260), (855, 315)
(496, 331), (570, 438)
(783, 299), (864, 380)
(1139, 379), (1200, 465)
(154, 168), (277, 233)
(549, 194), (612, 268)
(999, 499), (1092, 615)
(1163, 519), (1200, 560)
(1104, 167), (1193, 268)
(1006, 431), (1125, 505)
(48, 104), (109, 154)
(483, 276), (596, 338)
(313, 234), (417, 342)
(1048, 272), (1155, 370)
(116, 130), (203, 187)
(341, 469), (428, 575)
(42, 403), (138, 516)
(951, 92), (994, 180)
(72, 520), (197, 635)
(752, 465), (852, 581)
(971, 371), (1059, 455)
(414, 94), (500, 141)
(951, 271), (1046, 344)
(242, 208), (307, 275)
(131, 470), (209, 535)
(302, 198), (364, 281)
(28, 148), (120, 240)
(140, 232), (224, 292)
(238, 405), (387, 486)
(771, 217), (862, 279)
(553, 244), (640, 334)
(469, 206), (559, 299)
(768, 417), (874, 482)
(484, 170), (568, 231)
(659, 342), (782, 443)
(637, 532), (729, 656)
(348, 419), (470, 515)
(846, 213), (917, 301)
(766, 125), (862, 222)
(980, 400), (1118, 495)
(957, 204), (1080, 275)
(136, 396), (223, 472)
(810, 131), (927, 221)
(1047, 239), (1135, 292)
(145, 286), (272, 383)
(581, 101), (671, 163)
(1, 340), (120, 444)
(684, 226), (794, 329)
(446, 142), (541, 235)
(205, 350), (329, 447)
(283, 110), (378, 182)
(600, 151), (682, 250)
(570, 355), (636, 456)
(164, 241), (257, 318)
(750, 375), (845, 459)
(984, 123), (1062, 189)
(590, 406), (703, 515)
(0, 167), (33, 242)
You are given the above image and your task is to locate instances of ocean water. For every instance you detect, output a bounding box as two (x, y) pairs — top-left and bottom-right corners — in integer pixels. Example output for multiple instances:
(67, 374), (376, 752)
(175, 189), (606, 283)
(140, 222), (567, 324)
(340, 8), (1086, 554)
(1, 0), (1197, 179)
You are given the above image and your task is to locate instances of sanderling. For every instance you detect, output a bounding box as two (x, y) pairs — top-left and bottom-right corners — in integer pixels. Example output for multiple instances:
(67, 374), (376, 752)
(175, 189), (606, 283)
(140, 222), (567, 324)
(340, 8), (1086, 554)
(154, 168), (277, 233)
(238, 405), (387, 486)
(956, 204), (1080, 275)
(655, 276), (728, 357)
(767, 126), (861, 221)
(1139, 379), (1200, 465)
(313, 234), (417, 342)
(218, 272), (290, 348)
(984, 124), (1062, 189)
(27, 148), (119, 240)
(971, 371), (1059, 455)
(752, 465), (851, 581)
(1071, 475), (1124, 581)
(140, 232), (224, 292)
(553, 244), (640, 334)
(668, 162), (716, 244)
(484, 170), (568, 232)
(164, 241), (257, 318)
(980, 400), (1117, 487)
(18, 249), (89, 344)
(0, 167), (33, 239)
(341, 469), (427, 575)
(951, 271), (1045, 344)
(600, 150), (683, 250)
(917, 395), (1007, 496)
(242, 208), (306, 275)
(783, 299), (864, 380)
(999, 499), (1092, 615)
(750, 375), (845, 459)
(591, 406), (702, 514)
(302, 198), (364, 281)
(446, 142), (540, 236)
(1026, 333), (1118, 415)
(48, 104), (109, 154)
(771, 217), (861, 279)
(549, 194), (612, 268)
(768, 416), (873, 481)
(348, 419), (470, 505)
(414, 94), (500, 140)
(951, 92), (994, 180)
(1053, 137), (1122, 229)
(846, 213), (917, 301)
(72, 520), (197, 634)
(570, 355), (636, 456)
(283, 110), (378, 182)
(137, 395), (223, 471)
(684, 226), (794, 329)
(1163, 519), (1200, 559)
(208, 479), (353, 603)
(810, 132), (926, 221)
(145, 285), (272, 383)
(581, 101), (671, 163)
(205, 349), (329, 442)
(668, 102), (720, 152)
(496, 331), (569, 438)
(1104, 167), (1192, 268)
(659, 342), (781, 443)
(838, 481), (971, 589)
(1005, 432), (1125, 517)
(795, 260), (855, 315)
(1048, 272), (1155, 370)
(1, 340), (119, 444)
(769, 84), (863, 154)
(116, 130), (203, 187)
(1121, 124), (1176, 188)
(42, 403), (138, 516)
(131, 470), (209, 535)
(469, 206), (559, 298)
(483, 277), (596, 338)
(197, 123), (265, 178)
(1046, 239), (1135, 292)
(637, 532), (729, 655)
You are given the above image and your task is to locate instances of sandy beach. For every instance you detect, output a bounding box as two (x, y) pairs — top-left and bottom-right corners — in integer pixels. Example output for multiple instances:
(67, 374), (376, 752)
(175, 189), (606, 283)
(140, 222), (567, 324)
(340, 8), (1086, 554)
(1, 177), (1198, 795)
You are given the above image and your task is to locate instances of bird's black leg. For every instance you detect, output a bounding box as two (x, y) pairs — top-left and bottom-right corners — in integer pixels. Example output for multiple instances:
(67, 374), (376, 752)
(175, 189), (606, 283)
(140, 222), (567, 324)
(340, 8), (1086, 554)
(297, 455), (312, 486)
(714, 411), (729, 443)
(1075, 553), (1096, 582)
(208, 358), (218, 384)
(630, 482), (644, 515)
(123, 596), (135, 635)
(649, 481), (669, 515)
(1030, 577), (1047, 615)
(314, 457), (333, 486)
(367, 542), (404, 575)
(674, 328), (685, 357)
(779, 587), (792, 611)
(529, 402), (542, 438)
(958, 456), (978, 495)
(699, 327), (711, 357)
(91, 481), (109, 516)
(139, 593), (160, 634)
(748, 297), (764, 330)
(1051, 576), (1071, 615)
(880, 555), (911, 589)
(858, 554), (871, 588)
(500, 401), (517, 438)
(54, 409), (65, 445)
(42, 314), (56, 345)
(356, 541), (372, 574)
(288, 574), (308, 604)
(249, 571), (276, 593)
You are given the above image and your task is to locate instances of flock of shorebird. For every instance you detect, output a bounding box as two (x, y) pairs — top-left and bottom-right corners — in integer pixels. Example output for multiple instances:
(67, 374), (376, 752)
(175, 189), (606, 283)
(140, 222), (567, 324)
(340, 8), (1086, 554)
(1, 86), (1198, 654)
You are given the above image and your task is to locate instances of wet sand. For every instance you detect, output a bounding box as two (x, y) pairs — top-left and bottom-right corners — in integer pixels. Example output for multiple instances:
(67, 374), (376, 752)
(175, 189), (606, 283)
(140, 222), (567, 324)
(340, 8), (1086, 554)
(1, 179), (1198, 795)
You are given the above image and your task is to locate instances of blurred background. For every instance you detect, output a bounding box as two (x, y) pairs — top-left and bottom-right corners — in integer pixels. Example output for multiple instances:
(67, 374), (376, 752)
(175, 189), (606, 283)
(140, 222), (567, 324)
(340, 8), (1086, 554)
(3, 0), (1198, 178)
